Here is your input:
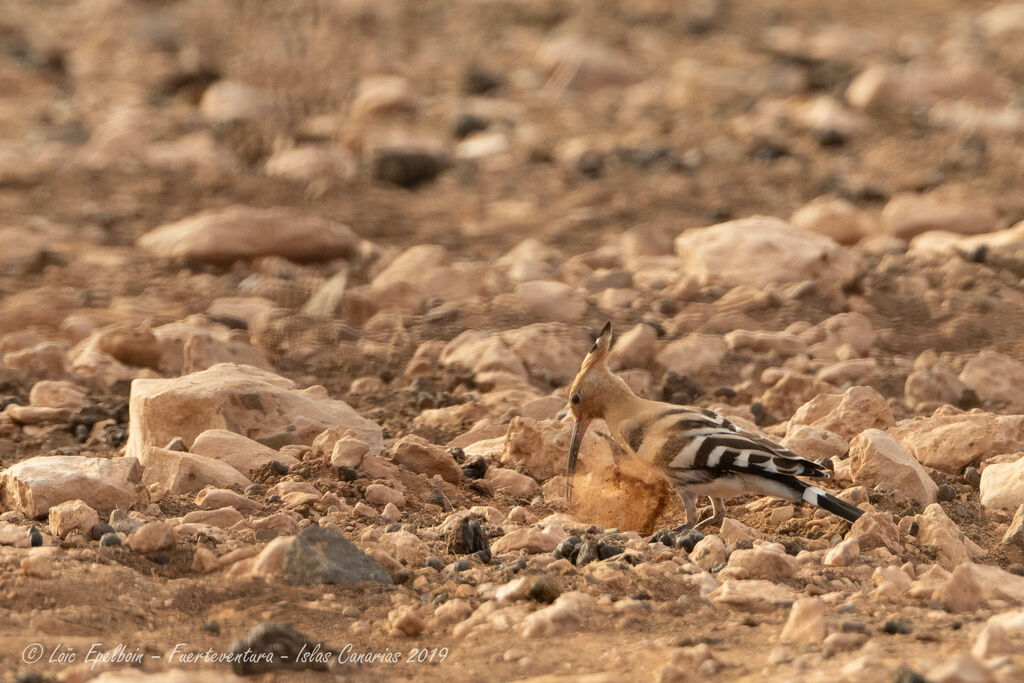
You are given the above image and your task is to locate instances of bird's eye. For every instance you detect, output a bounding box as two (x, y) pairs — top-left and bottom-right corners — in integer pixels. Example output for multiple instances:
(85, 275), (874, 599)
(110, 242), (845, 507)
(571, 393), (581, 405)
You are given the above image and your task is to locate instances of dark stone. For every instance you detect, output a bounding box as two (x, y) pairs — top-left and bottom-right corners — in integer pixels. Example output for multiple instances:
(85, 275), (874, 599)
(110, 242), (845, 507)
(448, 558), (472, 573)
(527, 576), (561, 604)
(337, 466), (358, 482)
(461, 454), (487, 479)
(553, 536), (581, 564)
(749, 402), (767, 425)
(427, 489), (449, 509)
(650, 529), (676, 547)
(503, 558), (527, 574)
(958, 388), (981, 410)
(596, 543), (623, 560)
(676, 530), (704, 552)
(575, 539), (602, 566)
(426, 557), (442, 570)
(201, 620), (221, 635)
(267, 494), (281, 504)
(818, 129), (846, 147)
(244, 484), (267, 497)
(229, 622), (330, 675)
(750, 140), (790, 161)
(452, 113), (490, 140)
(151, 553), (170, 565)
(463, 67), (504, 96)
(104, 422), (129, 448)
(907, 520), (919, 536)
(662, 372), (703, 405)
(28, 526), (43, 547)
(268, 461), (290, 476)
(372, 149), (447, 189)
(447, 518), (490, 560)
(284, 526), (394, 586)
(0, 396), (26, 411)
(99, 531), (121, 547)
(714, 387), (737, 400)
(936, 483), (957, 502)
(893, 667), (926, 683)
(447, 446), (466, 463)
(90, 522), (114, 541)
(882, 620), (911, 635)
(963, 466), (981, 489)
(576, 150), (604, 178)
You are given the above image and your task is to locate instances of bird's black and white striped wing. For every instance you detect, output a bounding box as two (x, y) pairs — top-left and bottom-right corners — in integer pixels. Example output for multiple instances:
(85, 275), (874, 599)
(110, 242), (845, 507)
(635, 406), (828, 480)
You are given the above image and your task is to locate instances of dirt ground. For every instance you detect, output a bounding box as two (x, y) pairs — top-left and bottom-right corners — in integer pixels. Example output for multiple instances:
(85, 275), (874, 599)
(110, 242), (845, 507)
(2, 0), (1024, 681)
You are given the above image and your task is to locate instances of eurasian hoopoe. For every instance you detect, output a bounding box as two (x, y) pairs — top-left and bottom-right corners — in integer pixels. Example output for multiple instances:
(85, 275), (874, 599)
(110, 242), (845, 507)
(566, 322), (864, 530)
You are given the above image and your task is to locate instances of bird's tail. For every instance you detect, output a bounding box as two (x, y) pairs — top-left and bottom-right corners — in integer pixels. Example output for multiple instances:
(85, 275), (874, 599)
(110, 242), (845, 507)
(799, 483), (864, 523)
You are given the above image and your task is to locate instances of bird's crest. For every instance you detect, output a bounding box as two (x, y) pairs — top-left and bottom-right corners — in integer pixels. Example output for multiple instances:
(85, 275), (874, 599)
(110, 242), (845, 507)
(581, 321), (613, 370)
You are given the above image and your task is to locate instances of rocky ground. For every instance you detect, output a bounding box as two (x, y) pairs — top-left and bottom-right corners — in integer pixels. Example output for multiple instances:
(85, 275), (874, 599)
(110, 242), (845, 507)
(3, 0), (1024, 681)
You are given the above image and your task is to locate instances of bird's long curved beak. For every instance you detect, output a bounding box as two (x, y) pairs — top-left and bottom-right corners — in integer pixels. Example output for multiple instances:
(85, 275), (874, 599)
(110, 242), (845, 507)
(566, 415), (590, 502)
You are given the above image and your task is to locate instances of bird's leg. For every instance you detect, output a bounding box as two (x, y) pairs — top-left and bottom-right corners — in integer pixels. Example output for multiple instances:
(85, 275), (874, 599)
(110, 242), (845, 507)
(693, 497), (726, 531)
(648, 487), (703, 549)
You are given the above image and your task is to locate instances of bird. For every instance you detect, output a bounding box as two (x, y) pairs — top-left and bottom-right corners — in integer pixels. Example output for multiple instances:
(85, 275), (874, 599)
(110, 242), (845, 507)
(566, 322), (864, 530)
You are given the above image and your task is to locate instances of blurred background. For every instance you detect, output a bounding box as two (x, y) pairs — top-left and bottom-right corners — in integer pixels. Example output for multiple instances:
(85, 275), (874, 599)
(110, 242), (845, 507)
(2, 0), (1024, 439)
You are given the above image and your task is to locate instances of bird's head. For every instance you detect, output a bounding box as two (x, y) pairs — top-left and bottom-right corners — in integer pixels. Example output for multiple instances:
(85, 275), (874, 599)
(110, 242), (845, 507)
(566, 321), (614, 500)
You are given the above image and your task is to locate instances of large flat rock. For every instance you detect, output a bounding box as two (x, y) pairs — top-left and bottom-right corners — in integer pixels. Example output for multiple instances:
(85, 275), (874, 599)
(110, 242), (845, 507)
(0, 456), (143, 518)
(125, 363), (381, 465)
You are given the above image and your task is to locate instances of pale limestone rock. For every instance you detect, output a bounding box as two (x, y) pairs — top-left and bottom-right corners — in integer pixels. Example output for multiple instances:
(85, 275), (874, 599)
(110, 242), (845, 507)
(888, 410), (1024, 472)
(788, 385), (893, 441)
(759, 371), (837, 419)
(365, 484), (405, 508)
(848, 512), (902, 554)
(816, 358), (878, 386)
(727, 542), (798, 580)
(823, 537), (860, 566)
(379, 530), (428, 567)
(1003, 505), (1024, 548)
(509, 280), (587, 324)
(352, 75), (417, 118)
(194, 488), (260, 513)
(189, 429), (298, 477)
(4, 405), (71, 425)
(725, 330), (806, 357)
(265, 145), (356, 184)
(0, 455), (142, 517)
(607, 323), (659, 371)
(199, 80), (269, 123)
(435, 598), (474, 623)
(492, 525), (568, 554)
(0, 522), (30, 547)
(709, 579), (797, 610)
(500, 323), (592, 385)
(779, 597), (826, 643)
(440, 330), (528, 380)
(142, 447), (251, 496)
(28, 381), (87, 411)
(848, 429), (937, 506)
(388, 606), (425, 637)
(905, 366), (968, 411)
(973, 609), (1024, 659)
(980, 456), (1024, 510)
(191, 547), (220, 573)
(934, 563), (1024, 614)
(781, 425), (849, 462)
(915, 504), (971, 569)
(801, 312), (875, 359)
(675, 216), (856, 289)
(180, 507), (244, 529)
(690, 534), (727, 570)
(959, 350), (1024, 413)
(656, 333), (728, 377)
(128, 521), (176, 553)
(125, 363), (381, 465)
(881, 188), (999, 240)
(501, 416), (613, 482)
(791, 196), (874, 245)
(48, 499), (99, 539)
(537, 36), (642, 91)
(519, 592), (594, 638)
(139, 206), (361, 264)
(720, 517), (763, 546)
(2, 341), (68, 380)
(872, 565), (913, 599)
(390, 435), (461, 484)
(486, 468), (539, 498)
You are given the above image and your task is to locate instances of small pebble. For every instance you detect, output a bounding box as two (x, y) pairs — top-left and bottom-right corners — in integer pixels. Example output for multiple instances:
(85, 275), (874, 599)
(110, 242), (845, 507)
(936, 484), (956, 502)
(28, 526), (43, 547)
(90, 522), (115, 541)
